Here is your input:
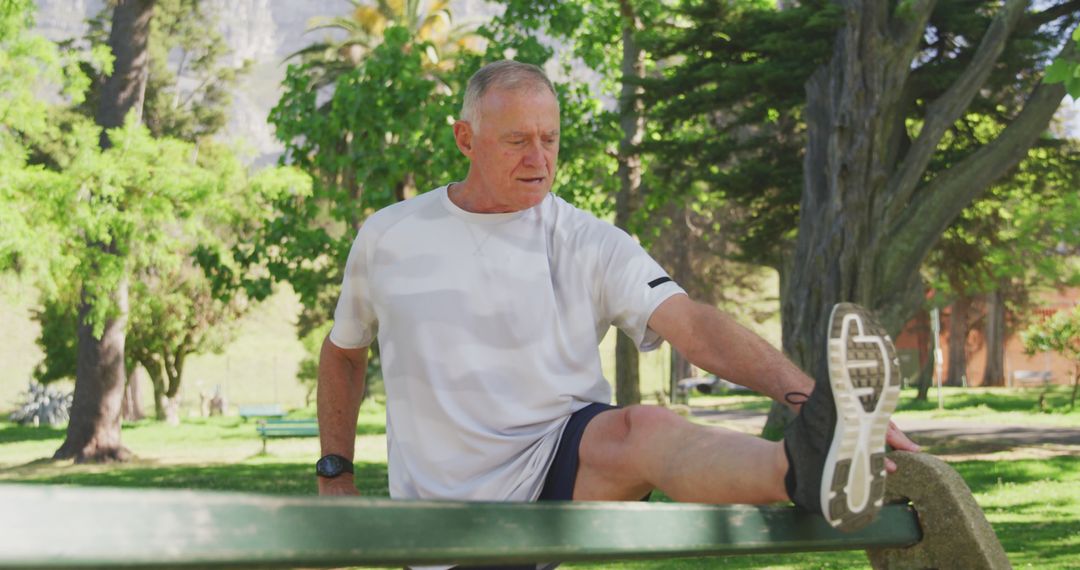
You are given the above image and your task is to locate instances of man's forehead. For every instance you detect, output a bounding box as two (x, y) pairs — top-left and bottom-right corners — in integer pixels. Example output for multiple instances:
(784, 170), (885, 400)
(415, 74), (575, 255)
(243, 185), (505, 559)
(503, 128), (561, 137)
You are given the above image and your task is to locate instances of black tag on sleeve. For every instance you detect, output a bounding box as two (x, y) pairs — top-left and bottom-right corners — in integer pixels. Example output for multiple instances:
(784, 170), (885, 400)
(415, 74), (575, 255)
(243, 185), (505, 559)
(648, 276), (673, 288)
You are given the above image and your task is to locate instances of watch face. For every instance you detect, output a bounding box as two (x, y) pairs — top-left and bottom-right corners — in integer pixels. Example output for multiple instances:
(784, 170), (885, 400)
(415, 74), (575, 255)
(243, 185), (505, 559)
(317, 455), (346, 478)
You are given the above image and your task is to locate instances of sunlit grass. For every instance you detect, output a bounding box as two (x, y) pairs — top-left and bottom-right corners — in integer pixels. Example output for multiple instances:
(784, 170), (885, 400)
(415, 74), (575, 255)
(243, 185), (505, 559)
(682, 385), (1080, 427)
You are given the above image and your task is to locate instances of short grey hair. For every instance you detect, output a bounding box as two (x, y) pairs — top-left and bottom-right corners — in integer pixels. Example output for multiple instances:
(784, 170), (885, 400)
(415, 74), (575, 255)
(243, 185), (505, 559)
(460, 60), (558, 132)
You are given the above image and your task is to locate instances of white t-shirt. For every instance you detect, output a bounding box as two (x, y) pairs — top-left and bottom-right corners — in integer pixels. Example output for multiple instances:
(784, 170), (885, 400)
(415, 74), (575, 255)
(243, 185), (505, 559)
(329, 185), (685, 501)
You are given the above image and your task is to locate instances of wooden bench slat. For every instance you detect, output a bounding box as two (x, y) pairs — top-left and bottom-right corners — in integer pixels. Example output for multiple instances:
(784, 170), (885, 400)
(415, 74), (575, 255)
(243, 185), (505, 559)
(238, 404), (286, 420)
(254, 419), (318, 452)
(257, 427), (319, 436)
(0, 484), (921, 568)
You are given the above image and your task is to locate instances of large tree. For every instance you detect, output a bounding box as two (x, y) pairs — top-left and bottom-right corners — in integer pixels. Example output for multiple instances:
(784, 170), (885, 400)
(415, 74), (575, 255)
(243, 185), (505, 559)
(53, 0), (156, 463)
(642, 0), (1077, 433)
(29, 0), (266, 427)
(782, 0), (1077, 385)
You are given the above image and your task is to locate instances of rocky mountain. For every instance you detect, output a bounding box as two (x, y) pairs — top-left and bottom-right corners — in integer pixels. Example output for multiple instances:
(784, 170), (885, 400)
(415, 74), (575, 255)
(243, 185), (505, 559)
(33, 0), (500, 165)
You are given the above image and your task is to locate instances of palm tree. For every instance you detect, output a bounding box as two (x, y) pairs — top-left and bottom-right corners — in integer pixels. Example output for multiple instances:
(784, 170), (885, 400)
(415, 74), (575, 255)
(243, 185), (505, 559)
(289, 0), (482, 89)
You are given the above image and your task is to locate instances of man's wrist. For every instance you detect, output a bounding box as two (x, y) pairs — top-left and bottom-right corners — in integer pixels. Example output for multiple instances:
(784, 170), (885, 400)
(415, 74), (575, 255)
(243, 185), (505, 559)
(315, 454), (355, 478)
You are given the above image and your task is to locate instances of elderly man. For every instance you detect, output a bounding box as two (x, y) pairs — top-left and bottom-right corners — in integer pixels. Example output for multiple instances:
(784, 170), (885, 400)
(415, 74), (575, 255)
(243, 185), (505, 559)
(316, 60), (919, 539)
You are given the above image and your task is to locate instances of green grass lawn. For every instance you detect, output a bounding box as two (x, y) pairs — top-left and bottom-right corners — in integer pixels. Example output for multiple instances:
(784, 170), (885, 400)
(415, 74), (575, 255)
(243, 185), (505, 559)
(3, 389), (1078, 569)
(687, 385), (1080, 428)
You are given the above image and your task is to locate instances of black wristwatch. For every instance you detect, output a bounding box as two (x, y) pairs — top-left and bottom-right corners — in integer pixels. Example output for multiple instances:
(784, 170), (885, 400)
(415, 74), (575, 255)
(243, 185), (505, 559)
(315, 454), (354, 478)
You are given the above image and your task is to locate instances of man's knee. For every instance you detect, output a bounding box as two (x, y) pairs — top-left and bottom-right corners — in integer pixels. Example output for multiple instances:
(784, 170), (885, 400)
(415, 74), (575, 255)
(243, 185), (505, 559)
(582, 405), (684, 465)
(574, 405), (685, 499)
(622, 404), (686, 445)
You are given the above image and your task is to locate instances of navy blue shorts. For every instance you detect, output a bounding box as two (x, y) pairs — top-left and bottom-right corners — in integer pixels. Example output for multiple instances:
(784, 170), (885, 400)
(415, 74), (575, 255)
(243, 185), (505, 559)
(537, 402), (619, 501)
(453, 403), (625, 570)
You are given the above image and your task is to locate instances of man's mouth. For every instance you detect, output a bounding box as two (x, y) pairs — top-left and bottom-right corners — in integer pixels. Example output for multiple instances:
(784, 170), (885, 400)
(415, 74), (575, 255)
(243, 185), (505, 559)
(518, 177), (545, 185)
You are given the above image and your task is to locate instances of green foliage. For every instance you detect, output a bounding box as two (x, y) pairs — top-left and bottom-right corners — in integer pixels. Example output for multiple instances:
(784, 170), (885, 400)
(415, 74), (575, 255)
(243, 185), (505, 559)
(925, 134), (1080, 312)
(296, 321), (333, 406)
(31, 299), (78, 384)
(14, 119), (220, 336)
(1044, 27), (1080, 97)
(264, 25), (462, 330)
(1023, 305), (1080, 363)
(639, 0), (842, 267)
(0, 0), (102, 281)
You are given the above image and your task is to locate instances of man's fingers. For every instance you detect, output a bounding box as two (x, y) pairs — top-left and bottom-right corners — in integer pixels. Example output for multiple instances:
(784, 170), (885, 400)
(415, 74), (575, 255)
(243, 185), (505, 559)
(885, 457), (897, 473)
(886, 421), (921, 452)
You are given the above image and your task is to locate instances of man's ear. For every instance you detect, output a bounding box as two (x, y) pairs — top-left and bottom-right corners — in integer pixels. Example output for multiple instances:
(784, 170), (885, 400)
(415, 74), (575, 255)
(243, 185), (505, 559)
(453, 121), (473, 157)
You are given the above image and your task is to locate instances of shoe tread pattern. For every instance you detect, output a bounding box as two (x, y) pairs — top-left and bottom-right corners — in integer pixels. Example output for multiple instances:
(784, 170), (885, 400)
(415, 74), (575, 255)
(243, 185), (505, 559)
(825, 304), (900, 533)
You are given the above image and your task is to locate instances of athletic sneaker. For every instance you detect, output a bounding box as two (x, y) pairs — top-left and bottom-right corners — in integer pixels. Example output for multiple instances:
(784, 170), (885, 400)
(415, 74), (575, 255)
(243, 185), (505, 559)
(783, 303), (902, 532)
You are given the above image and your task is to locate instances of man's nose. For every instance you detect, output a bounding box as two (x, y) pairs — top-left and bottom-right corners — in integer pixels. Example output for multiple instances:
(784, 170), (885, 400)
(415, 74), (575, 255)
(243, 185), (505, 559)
(522, 139), (546, 167)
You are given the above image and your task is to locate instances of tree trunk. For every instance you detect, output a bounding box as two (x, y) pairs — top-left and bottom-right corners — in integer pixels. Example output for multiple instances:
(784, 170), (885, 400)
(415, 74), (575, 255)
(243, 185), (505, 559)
(54, 0), (155, 462)
(946, 296), (971, 387)
(915, 349), (935, 401)
(614, 331), (641, 406)
(774, 0), (1063, 437)
(981, 286), (1007, 387)
(121, 365), (145, 422)
(1070, 367), (1078, 410)
(670, 349), (693, 404)
(93, 0), (155, 147)
(55, 280), (132, 462)
(56, 0), (155, 458)
(666, 205), (694, 404)
(613, 0), (645, 405)
(141, 357), (168, 421)
(914, 307), (934, 400)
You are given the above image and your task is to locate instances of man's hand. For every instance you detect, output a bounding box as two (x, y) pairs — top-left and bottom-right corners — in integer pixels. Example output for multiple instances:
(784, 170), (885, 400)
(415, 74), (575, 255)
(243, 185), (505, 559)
(884, 421), (921, 473)
(318, 474), (360, 496)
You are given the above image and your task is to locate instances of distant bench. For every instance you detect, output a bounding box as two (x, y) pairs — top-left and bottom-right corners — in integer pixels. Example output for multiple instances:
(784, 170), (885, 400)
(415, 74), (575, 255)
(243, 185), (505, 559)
(1012, 370), (1052, 388)
(238, 404), (286, 421)
(255, 418), (319, 453)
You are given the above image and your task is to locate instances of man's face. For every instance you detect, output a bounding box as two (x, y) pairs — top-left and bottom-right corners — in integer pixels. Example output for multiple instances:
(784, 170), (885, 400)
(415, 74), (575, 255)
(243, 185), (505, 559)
(461, 87), (560, 211)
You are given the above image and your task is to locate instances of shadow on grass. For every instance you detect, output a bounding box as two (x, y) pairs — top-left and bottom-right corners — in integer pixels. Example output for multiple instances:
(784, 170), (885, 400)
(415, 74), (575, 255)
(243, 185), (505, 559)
(0, 460), (390, 496)
(991, 520), (1080, 566)
(0, 424), (66, 444)
(950, 455), (1079, 494)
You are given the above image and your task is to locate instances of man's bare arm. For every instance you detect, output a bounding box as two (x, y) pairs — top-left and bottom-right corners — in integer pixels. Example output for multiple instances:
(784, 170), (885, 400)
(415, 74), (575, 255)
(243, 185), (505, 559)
(648, 294), (921, 464)
(316, 335), (369, 496)
(648, 294), (813, 408)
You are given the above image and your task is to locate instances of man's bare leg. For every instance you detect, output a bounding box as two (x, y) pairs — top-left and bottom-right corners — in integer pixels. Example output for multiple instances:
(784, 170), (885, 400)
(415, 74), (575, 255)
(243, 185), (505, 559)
(573, 405), (789, 504)
(574, 303), (907, 533)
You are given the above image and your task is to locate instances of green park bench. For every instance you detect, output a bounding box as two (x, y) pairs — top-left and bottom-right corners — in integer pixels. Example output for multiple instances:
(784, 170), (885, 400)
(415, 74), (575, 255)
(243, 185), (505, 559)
(1011, 369), (1052, 388)
(0, 453), (1009, 569)
(237, 404), (287, 421)
(255, 418), (319, 453)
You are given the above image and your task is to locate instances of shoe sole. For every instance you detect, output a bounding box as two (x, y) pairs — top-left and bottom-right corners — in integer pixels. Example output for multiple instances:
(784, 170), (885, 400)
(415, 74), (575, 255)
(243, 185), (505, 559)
(821, 303), (901, 532)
